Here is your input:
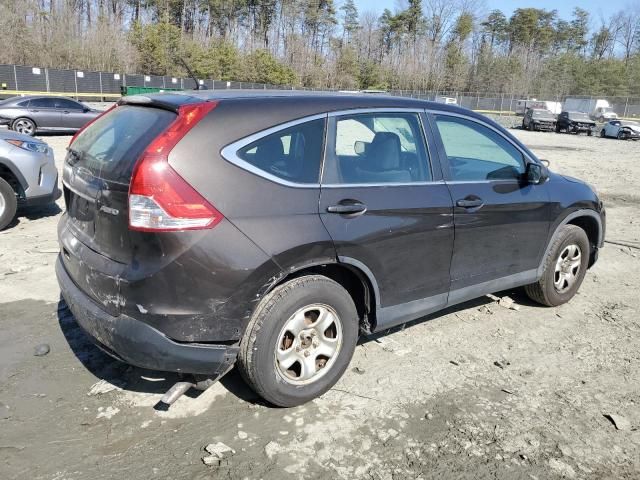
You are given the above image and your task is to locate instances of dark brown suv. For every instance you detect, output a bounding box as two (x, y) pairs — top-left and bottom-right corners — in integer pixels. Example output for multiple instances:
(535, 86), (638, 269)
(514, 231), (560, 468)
(57, 91), (605, 407)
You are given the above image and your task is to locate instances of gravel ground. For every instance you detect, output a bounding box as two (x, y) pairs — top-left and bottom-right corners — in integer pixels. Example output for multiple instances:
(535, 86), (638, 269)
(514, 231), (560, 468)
(1, 128), (639, 480)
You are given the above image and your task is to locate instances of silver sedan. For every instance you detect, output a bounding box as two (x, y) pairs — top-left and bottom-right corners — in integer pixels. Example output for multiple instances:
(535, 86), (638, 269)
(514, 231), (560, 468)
(0, 95), (101, 136)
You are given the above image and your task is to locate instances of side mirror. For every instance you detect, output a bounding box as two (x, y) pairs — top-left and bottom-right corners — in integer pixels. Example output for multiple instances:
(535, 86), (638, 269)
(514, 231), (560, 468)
(83, 107), (91, 112)
(539, 159), (550, 167)
(526, 162), (548, 185)
(354, 140), (366, 155)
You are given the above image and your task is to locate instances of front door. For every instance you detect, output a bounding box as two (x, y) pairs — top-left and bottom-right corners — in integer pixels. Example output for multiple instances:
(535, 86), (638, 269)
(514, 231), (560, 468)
(319, 110), (454, 329)
(429, 113), (551, 301)
(56, 98), (88, 129)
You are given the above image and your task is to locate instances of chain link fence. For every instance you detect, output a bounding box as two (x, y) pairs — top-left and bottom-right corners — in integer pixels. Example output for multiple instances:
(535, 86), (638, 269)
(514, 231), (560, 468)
(1, 64), (639, 119)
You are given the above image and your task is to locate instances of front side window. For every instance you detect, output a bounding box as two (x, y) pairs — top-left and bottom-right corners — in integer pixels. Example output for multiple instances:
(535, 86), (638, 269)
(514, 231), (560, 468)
(236, 118), (325, 184)
(56, 98), (83, 110)
(434, 115), (525, 181)
(324, 112), (431, 184)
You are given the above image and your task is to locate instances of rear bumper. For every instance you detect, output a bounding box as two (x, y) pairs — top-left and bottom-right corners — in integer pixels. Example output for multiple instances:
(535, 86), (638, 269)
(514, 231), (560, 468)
(56, 256), (238, 375)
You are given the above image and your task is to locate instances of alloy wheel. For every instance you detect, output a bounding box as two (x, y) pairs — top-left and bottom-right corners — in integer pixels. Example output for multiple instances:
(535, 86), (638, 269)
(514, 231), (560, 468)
(274, 304), (343, 385)
(554, 244), (582, 293)
(14, 119), (34, 135)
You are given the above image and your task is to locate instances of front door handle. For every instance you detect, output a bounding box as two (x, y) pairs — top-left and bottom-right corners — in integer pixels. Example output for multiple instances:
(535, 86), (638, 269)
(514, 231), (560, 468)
(456, 197), (484, 208)
(327, 202), (367, 215)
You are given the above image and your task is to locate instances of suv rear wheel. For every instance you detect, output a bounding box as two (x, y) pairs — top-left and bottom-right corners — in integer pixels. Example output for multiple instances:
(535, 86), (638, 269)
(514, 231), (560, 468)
(525, 225), (590, 307)
(0, 177), (18, 230)
(238, 275), (359, 407)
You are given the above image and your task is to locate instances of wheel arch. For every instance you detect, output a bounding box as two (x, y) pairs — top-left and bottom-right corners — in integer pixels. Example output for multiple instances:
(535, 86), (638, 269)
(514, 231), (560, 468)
(0, 160), (27, 198)
(266, 258), (379, 334)
(538, 209), (603, 276)
(12, 116), (37, 131)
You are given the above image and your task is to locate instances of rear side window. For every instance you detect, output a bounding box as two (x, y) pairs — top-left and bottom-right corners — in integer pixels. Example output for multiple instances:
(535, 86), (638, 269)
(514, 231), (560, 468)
(29, 98), (57, 108)
(69, 105), (176, 183)
(236, 119), (325, 184)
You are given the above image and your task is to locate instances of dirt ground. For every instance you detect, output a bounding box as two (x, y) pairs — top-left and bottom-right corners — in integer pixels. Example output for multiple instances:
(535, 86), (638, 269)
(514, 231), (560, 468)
(1, 126), (639, 480)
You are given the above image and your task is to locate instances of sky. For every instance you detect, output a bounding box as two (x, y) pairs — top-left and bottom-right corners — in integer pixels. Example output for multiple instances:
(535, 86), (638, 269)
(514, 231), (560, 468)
(351, 0), (635, 21)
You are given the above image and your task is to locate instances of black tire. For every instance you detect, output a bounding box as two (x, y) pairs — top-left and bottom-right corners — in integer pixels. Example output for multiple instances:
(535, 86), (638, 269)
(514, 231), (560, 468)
(238, 275), (359, 407)
(587, 130), (592, 136)
(555, 124), (561, 133)
(617, 130), (626, 140)
(525, 225), (590, 307)
(600, 128), (606, 138)
(0, 177), (18, 231)
(11, 117), (36, 136)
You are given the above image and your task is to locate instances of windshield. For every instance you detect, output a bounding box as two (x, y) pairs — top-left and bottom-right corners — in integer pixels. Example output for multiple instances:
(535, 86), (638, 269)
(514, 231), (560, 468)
(69, 105), (176, 184)
(532, 109), (554, 119)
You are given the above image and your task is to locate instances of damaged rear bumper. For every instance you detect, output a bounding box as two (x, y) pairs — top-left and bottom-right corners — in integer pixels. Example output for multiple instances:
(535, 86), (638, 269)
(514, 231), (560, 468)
(56, 256), (238, 375)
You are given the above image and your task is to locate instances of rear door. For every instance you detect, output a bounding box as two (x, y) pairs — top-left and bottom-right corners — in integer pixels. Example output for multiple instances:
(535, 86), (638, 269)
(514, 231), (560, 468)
(56, 98), (88, 129)
(428, 112), (551, 299)
(27, 97), (61, 129)
(319, 110), (454, 329)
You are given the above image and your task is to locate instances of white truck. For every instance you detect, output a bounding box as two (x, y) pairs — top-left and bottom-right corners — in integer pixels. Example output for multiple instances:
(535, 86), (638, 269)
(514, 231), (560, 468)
(434, 96), (458, 105)
(564, 98), (618, 122)
(515, 99), (561, 115)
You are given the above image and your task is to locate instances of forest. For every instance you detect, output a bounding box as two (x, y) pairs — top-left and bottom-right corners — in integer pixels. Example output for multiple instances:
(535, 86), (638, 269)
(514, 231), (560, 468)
(1, 0), (639, 96)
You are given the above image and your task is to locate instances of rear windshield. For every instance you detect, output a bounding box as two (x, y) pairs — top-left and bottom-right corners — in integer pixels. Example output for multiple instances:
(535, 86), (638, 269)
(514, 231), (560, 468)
(68, 105), (176, 183)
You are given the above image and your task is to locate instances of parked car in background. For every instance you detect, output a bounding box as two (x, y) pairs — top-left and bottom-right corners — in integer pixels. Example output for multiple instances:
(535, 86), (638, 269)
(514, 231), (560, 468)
(564, 98), (618, 123)
(56, 91), (605, 408)
(556, 111), (596, 135)
(522, 108), (557, 131)
(435, 96), (458, 105)
(600, 120), (640, 140)
(515, 99), (547, 115)
(0, 129), (59, 229)
(0, 95), (101, 136)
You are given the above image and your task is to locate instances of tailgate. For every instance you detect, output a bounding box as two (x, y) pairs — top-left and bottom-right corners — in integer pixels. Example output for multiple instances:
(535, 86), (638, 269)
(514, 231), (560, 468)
(62, 105), (176, 263)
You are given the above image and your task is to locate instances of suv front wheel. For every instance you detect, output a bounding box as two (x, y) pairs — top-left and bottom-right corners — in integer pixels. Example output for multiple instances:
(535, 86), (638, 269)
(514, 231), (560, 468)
(525, 225), (590, 307)
(0, 177), (18, 230)
(238, 275), (359, 407)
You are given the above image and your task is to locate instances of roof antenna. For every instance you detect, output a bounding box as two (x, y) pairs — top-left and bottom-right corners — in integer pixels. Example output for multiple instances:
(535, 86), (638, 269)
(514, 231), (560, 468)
(177, 57), (207, 90)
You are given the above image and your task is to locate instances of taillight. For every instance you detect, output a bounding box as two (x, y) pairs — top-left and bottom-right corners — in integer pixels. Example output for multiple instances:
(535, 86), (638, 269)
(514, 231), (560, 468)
(69, 103), (118, 146)
(128, 101), (222, 232)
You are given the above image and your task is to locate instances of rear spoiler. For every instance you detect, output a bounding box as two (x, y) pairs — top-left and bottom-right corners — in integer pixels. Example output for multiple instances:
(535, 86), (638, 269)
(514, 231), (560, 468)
(118, 93), (213, 113)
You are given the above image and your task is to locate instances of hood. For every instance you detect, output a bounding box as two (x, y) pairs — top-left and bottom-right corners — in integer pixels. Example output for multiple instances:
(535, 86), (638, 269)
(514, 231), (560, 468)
(0, 129), (46, 143)
(559, 174), (585, 184)
(533, 114), (555, 121)
(622, 124), (640, 133)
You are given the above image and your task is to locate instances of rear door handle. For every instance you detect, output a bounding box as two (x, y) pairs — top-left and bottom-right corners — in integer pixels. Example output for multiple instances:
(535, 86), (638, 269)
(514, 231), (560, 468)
(456, 198), (484, 208)
(327, 202), (367, 215)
